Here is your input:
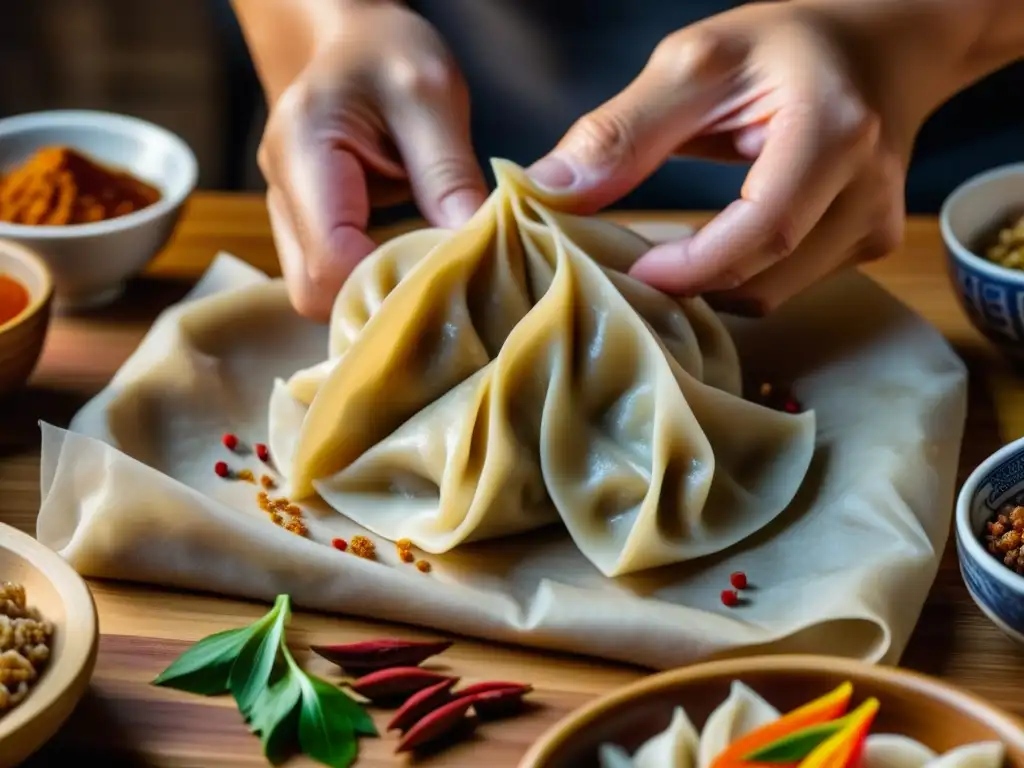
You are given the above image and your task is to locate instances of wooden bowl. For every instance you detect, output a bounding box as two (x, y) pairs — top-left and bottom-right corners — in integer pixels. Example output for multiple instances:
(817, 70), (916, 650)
(0, 239), (53, 397)
(519, 655), (1024, 768)
(0, 523), (98, 768)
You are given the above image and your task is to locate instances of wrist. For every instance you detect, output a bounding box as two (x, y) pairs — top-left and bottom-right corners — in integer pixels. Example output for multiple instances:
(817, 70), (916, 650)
(801, 0), (1024, 145)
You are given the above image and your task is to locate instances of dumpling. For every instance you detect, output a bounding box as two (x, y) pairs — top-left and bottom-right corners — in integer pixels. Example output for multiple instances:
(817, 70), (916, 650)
(862, 737), (1005, 768)
(633, 706), (700, 768)
(275, 160), (816, 577)
(697, 681), (781, 768)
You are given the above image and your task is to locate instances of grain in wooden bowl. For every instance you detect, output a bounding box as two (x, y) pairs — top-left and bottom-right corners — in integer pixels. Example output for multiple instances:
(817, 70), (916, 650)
(519, 655), (1024, 768)
(0, 523), (97, 768)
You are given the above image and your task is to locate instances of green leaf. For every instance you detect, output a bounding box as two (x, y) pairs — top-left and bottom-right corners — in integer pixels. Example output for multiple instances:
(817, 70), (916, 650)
(152, 625), (258, 695)
(231, 596), (291, 717)
(313, 674), (377, 737)
(251, 671), (303, 765)
(296, 669), (359, 768)
(744, 718), (849, 763)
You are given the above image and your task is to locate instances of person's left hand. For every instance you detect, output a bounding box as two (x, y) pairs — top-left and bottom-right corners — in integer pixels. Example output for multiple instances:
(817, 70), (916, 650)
(526, 1), (917, 315)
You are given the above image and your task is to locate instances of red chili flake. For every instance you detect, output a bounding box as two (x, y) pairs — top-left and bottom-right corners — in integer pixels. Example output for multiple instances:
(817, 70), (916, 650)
(720, 589), (739, 607)
(331, 538), (348, 552)
(255, 443), (270, 462)
(783, 398), (801, 414)
(729, 571), (748, 590)
(214, 460), (230, 478)
(221, 433), (239, 451)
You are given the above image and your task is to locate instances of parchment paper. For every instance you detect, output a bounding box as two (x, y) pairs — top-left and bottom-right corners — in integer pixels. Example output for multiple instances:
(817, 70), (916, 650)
(37, 232), (967, 670)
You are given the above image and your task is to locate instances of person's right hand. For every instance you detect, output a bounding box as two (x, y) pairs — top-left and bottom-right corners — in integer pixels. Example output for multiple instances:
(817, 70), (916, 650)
(251, 1), (488, 320)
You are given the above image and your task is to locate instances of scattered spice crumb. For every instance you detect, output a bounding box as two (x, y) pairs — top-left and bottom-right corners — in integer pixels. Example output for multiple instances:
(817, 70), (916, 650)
(350, 536), (377, 560)
(237, 469), (255, 484)
(729, 571), (748, 590)
(759, 382), (772, 398)
(396, 538), (412, 551)
(753, 381), (803, 414)
(255, 443), (270, 462)
(222, 433), (239, 451)
(983, 503), (1024, 574)
(214, 461), (229, 478)
(399, 549), (415, 564)
(260, 474), (275, 490)
(720, 589), (739, 607)
(286, 505), (302, 517)
(415, 560), (431, 573)
(284, 518), (308, 537)
(331, 538), (348, 552)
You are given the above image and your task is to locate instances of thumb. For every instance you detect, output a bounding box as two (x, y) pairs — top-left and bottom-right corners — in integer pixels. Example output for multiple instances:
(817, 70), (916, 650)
(528, 34), (736, 213)
(383, 69), (488, 229)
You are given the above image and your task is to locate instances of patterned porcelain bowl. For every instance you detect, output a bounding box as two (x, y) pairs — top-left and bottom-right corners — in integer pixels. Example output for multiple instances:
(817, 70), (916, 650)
(941, 163), (1024, 356)
(956, 436), (1024, 645)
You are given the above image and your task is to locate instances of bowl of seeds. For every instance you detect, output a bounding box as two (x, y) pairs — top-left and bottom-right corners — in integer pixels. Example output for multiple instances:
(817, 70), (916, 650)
(941, 163), (1024, 357)
(956, 436), (1024, 646)
(0, 522), (97, 768)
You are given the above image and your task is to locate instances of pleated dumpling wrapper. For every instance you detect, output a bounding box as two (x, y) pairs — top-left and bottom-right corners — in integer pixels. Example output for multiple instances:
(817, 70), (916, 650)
(274, 159), (816, 577)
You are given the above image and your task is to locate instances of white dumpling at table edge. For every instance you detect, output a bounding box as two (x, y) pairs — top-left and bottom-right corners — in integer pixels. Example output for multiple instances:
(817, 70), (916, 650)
(631, 706), (700, 768)
(861, 736), (1005, 768)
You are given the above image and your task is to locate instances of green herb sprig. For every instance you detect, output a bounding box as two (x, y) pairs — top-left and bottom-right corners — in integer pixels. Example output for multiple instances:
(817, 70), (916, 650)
(153, 594), (377, 767)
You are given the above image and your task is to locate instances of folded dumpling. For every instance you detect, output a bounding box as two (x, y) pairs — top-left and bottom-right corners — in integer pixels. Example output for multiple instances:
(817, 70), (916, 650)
(275, 160), (815, 577)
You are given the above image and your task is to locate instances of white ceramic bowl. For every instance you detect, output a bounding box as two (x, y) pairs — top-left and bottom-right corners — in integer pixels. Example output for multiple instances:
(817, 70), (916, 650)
(955, 435), (1024, 645)
(0, 110), (198, 308)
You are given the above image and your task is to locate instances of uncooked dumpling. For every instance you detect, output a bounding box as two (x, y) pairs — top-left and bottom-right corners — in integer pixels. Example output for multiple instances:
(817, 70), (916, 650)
(276, 160), (816, 577)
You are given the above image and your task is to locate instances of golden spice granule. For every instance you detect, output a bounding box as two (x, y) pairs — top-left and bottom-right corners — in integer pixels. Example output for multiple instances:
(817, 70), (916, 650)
(237, 469), (255, 484)
(396, 538), (412, 550)
(260, 475), (275, 490)
(284, 518), (308, 537)
(415, 560), (431, 573)
(269, 513), (282, 526)
(349, 535), (377, 560)
(286, 504), (302, 517)
(399, 549), (415, 563)
(759, 382), (772, 398)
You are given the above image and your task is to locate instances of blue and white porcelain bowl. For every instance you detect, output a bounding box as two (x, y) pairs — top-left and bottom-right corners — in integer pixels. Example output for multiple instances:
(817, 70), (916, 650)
(956, 437), (1024, 645)
(941, 163), (1024, 356)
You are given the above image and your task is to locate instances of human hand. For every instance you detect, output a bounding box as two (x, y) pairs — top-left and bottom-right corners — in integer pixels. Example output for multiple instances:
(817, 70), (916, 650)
(527, 1), (917, 316)
(254, 1), (487, 320)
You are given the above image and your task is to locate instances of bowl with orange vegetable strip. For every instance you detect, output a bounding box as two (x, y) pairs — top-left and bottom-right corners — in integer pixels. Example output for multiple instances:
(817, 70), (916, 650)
(0, 110), (197, 308)
(519, 655), (1024, 768)
(0, 238), (52, 397)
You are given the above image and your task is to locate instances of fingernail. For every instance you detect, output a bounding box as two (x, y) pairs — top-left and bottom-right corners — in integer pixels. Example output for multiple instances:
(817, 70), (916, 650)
(440, 190), (482, 228)
(527, 154), (578, 191)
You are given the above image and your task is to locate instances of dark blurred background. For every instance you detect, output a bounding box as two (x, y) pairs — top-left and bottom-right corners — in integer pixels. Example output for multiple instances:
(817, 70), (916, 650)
(0, 0), (264, 191)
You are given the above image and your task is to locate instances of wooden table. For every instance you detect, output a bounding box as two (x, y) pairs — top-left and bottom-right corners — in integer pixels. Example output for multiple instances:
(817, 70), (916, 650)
(4, 195), (1024, 766)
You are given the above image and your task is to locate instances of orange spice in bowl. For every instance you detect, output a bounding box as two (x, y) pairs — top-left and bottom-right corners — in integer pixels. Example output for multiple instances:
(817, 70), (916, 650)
(0, 273), (29, 325)
(0, 146), (161, 227)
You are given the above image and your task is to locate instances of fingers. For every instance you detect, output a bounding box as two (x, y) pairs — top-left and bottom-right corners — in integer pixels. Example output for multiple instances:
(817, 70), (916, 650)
(526, 30), (747, 212)
(629, 94), (878, 296)
(379, 59), (488, 229)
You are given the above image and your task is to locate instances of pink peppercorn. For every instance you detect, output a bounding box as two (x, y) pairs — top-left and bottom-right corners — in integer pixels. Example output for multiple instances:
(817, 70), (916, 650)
(255, 443), (270, 462)
(730, 571), (748, 590)
(214, 461), (230, 478)
(221, 433), (239, 451)
(720, 589), (739, 607)
(331, 538), (348, 552)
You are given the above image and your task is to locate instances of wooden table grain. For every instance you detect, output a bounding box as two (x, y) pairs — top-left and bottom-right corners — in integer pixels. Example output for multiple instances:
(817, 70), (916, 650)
(4, 194), (1024, 767)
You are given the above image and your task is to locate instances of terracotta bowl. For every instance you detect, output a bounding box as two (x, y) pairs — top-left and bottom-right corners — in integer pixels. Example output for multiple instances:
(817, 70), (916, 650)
(0, 523), (98, 768)
(0, 239), (53, 397)
(519, 655), (1024, 768)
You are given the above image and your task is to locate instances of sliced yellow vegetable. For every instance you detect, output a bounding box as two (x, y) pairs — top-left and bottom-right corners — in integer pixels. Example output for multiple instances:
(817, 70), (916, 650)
(797, 698), (880, 768)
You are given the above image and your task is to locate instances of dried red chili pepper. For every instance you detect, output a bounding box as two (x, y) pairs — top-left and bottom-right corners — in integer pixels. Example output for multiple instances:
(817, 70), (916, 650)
(729, 571), (748, 590)
(462, 684), (533, 721)
(721, 589), (739, 607)
(214, 461), (229, 478)
(387, 678), (458, 733)
(221, 433), (239, 451)
(349, 667), (455, 704)
(311, 638), (453, 673)
(395, 696), (475, 753)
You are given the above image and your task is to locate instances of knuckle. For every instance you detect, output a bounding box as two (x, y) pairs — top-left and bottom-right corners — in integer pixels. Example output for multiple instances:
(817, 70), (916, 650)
(648, 28), (734, 82)
(419, 156), (480, 199)
(566, 109), (638, 167)
(386, 55), (458, 102)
